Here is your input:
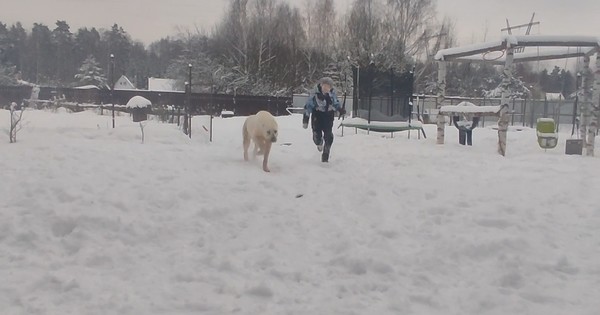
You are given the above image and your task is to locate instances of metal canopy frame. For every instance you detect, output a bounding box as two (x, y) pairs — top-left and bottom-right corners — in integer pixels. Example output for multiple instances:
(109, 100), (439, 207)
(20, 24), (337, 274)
(435, 35), (599, 63)
(433, 35), (600, 156)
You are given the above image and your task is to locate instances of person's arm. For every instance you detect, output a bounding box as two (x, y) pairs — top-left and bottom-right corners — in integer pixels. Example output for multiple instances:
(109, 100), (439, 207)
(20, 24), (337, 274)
(330, 90), (346, 115)
(303, 94), (315, 128)
(330, 90), (341, 111)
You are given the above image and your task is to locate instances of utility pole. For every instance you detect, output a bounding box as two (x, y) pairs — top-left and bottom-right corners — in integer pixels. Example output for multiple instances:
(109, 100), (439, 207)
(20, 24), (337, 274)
(188, 63), (192, 138)
(110, 54), (115, 128)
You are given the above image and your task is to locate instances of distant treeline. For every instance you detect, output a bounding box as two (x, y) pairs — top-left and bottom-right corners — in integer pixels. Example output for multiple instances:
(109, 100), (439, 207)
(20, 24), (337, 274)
(0, 0), (578, 98)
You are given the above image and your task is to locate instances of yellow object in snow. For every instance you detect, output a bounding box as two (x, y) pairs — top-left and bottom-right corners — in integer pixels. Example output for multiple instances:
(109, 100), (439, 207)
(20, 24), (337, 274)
(536, 118), (558, 149)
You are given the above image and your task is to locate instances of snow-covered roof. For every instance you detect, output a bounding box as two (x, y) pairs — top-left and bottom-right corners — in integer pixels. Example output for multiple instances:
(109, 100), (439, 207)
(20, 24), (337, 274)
(74, 85), (100, 90)
(511, 35), (600, 47)
(148, 77), (182, 92)
(451, 47), (596, 65)
(435, 35), (600, 61)
(435, 40), (505, 61)
(126, 96), (152, 108)
(17, 79), (36, 87)
(439, 102), (502, 115)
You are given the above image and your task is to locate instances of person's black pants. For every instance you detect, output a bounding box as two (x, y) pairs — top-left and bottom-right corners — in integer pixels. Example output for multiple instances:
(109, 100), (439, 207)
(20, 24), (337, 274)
(459, 129), (473, 146)
(311, 111), (335, 148)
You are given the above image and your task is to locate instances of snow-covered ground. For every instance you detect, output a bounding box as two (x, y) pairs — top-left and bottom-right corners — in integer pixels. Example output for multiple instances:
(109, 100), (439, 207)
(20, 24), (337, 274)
(1, 108), (599, 315)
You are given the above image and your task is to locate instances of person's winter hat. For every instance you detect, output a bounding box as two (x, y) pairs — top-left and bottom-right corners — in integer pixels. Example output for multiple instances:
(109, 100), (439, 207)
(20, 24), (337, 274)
(319, 77), (335, 87)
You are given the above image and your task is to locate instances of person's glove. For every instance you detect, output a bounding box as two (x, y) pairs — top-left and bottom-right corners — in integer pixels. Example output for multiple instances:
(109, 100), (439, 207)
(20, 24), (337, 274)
(302, 114), (309, 129)
(303, 122), (308, 129)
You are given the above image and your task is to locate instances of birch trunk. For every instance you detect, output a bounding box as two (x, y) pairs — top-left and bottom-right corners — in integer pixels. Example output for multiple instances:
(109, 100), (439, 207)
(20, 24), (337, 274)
(580, 55), (593, 155)
(588, 53), (600, 156)
(139, 122), (145, 144)
(436, 61), (446, 144)
(9, 102), (24, 143)
(10, 110), (17, 143)
(498, 48), (514, 156)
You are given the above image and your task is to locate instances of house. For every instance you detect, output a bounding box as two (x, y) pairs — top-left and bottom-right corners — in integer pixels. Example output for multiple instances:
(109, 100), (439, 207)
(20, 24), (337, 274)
(114, 75), (136, 90)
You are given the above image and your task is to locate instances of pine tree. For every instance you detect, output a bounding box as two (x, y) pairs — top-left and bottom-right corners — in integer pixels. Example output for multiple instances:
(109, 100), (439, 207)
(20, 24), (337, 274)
(52, 20), (74, 85)
(74, 55), (106, 87)
(0, 63), (17, 85)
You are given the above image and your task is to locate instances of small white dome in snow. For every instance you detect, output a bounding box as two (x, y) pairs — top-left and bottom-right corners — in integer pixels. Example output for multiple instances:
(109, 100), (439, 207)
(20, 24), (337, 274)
(126, 96), (152, 109)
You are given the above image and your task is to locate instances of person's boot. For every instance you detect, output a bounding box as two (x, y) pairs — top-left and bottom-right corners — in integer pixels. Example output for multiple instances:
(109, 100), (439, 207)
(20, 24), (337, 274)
(313, 132), (323, 152)
(321, 145), (331, 162)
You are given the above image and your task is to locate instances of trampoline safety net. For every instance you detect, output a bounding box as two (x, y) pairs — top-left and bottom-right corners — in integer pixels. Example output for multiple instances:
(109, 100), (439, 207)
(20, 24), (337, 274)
(352, 65), (415, 122)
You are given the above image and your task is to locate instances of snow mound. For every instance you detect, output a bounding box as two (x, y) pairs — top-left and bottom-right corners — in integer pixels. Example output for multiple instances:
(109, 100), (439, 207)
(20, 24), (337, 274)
(126, 96), (152, 109)
(55, 107), (73, 114)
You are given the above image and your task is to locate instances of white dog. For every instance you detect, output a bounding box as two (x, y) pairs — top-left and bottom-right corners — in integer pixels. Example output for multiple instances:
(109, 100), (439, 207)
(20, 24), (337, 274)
(243, 110), (278, 172)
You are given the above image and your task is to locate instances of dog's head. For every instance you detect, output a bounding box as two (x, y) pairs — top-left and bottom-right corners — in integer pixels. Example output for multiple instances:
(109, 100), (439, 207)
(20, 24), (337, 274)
(266, 128), (278, 143)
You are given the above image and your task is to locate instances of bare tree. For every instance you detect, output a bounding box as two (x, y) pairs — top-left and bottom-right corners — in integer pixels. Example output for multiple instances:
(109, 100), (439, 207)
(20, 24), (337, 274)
(414, 16), (456, 92)
(383, 0), (437, 64)
(9, 102), (24, 143)
(249, 0), (276, 78)
(269, 2), (307, 90)
(214, 0), (250, 75)
(300, 0), (339, 85)
(341, 0), (385, 66)
(306, 0), (336, 53)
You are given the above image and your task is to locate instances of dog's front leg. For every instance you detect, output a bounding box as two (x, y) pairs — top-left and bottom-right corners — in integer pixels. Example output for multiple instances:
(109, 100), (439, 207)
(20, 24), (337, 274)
(262, 141), (272, 172)
(252, 138), (260, 159)
(256, 138), (266, 155)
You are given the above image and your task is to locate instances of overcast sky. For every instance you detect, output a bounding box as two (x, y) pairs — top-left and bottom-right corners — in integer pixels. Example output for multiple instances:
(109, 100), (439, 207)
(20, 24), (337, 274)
(1, 0), (598, 47)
